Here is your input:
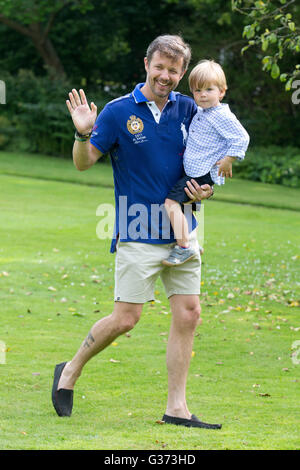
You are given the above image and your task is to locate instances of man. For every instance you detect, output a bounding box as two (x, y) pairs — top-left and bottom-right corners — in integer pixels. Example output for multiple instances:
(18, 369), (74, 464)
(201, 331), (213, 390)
(52, 35), (221, 429)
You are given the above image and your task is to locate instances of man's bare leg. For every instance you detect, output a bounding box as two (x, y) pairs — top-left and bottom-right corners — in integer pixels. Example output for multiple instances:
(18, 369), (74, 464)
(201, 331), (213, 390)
(165, 294), (201, 418)
(57, 302), (143, 390)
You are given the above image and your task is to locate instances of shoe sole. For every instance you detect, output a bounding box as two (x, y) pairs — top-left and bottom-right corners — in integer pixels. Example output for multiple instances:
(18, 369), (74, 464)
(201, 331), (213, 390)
(162, 414), (222, 429)
(162, 253), (197, 266)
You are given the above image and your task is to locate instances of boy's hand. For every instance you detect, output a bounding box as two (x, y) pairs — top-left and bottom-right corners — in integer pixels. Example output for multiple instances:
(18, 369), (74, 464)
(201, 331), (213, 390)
(216, 156), (235, 178)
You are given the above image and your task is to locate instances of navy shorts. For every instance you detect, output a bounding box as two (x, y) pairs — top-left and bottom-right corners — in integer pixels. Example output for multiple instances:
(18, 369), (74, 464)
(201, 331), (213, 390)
(166, 171), (214, 204)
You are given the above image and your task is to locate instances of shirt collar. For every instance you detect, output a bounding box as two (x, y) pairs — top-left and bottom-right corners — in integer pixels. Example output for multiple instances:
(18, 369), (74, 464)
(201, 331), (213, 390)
(200, 103), (228, 113)
(132, 83), (177, 104)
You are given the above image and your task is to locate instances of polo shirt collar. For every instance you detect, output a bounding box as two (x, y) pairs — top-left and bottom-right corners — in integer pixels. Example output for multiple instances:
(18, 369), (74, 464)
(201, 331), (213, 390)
(132, 83), (177, 103)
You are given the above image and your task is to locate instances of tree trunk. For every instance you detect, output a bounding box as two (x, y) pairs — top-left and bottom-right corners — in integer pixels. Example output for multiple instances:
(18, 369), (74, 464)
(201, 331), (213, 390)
(31, 35), (66, 79)
(0, 15), (66, 79)
(29, 22), (66, 79)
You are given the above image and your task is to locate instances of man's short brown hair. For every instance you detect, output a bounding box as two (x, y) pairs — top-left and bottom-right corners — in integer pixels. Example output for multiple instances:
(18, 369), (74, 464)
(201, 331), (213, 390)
(146, 35), (191, 72)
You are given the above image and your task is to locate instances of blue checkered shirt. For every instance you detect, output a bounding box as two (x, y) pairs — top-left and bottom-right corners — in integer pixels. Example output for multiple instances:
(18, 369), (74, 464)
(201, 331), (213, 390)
(183, 104), (250, 185)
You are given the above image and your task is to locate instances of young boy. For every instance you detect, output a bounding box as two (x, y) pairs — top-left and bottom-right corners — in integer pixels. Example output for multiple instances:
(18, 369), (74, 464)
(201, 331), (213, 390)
(163, 59), (250, 266)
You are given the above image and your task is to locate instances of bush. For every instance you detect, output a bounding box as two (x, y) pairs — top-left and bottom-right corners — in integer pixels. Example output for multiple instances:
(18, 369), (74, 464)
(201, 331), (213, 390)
(0, 115), (12, 149)
(235, 146), (300, 188)
(1, 70), (108, 157)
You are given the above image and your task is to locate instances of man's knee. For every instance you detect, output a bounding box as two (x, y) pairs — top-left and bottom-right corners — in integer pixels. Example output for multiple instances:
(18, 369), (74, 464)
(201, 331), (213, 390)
(114, 302), (142, 333)
(120, 313), (140, 332)
(184, 303), (201, 327)
(172, 297), (201, 329)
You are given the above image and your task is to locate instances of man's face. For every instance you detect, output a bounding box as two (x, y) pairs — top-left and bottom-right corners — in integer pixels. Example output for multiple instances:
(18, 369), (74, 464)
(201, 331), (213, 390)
(144, 51), (185, 100)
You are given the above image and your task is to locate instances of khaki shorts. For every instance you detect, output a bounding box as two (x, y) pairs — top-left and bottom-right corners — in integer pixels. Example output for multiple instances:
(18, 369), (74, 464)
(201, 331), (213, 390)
(114, 229), (201, 303)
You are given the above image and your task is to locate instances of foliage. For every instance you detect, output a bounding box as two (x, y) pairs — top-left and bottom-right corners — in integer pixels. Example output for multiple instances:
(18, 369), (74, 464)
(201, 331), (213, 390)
(234, 145), (300, 187)
(0, 0), (93, 23)
(0, 0), (299, 153)
(0, 70), (108, 156)
(0, 0), (195, 82)
(0, 115), (11, 148)
(232, 0), (300, 90)
(0, 0), (94, 77)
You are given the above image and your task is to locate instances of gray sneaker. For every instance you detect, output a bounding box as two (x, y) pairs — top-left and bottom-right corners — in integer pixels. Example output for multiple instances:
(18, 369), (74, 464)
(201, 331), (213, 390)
(162, 245), (197, 266)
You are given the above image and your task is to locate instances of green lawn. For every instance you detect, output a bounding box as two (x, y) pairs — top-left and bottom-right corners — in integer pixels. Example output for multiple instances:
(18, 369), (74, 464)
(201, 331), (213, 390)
(0, 152), (299, 450)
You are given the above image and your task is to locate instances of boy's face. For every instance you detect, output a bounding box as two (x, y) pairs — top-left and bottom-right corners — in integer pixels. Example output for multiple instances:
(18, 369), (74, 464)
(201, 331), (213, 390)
(192, 84), (225, 109)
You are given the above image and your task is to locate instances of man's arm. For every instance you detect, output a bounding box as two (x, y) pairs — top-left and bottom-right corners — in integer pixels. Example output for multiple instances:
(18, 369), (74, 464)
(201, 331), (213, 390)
(73, 139), (103, 171)
(66, 89), (103, 171)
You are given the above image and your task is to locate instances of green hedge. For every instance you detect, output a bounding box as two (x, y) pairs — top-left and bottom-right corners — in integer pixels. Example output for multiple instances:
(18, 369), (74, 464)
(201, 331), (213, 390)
(0, 70), (108, 157)
(235, 146), (300, 188)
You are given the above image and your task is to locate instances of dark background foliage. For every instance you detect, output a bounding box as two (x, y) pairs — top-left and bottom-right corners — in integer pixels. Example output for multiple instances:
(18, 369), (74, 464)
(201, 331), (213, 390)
(0, 0), (299, 185)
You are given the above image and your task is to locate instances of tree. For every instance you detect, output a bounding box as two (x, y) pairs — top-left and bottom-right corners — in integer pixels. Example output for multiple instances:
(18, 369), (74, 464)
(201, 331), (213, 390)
(232, 0), (300, 90)
(0, 0), (93, 78)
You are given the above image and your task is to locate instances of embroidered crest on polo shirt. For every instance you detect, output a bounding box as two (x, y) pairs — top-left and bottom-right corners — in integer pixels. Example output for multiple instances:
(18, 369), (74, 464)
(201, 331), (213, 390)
(127, 115), (144, 134)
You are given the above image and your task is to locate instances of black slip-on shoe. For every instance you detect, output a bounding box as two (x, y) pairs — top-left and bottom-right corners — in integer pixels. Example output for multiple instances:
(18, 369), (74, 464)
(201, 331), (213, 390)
(162, 414), (222, 429)
(52, 362), (73, 417)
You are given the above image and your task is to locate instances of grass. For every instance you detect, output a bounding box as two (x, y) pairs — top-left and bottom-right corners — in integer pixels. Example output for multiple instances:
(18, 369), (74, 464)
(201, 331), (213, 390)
(0, 151), (300, 450)
(1, 150), (300, 210)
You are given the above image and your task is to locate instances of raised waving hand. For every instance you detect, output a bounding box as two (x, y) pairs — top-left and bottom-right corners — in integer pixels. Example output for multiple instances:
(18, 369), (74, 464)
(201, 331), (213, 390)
(66, 89), (97, 135)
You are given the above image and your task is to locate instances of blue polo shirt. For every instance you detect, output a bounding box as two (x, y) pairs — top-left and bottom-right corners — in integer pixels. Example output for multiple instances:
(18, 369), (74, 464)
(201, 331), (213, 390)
(90, 83), (198, 252)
